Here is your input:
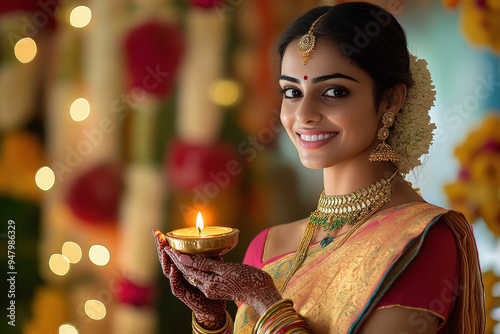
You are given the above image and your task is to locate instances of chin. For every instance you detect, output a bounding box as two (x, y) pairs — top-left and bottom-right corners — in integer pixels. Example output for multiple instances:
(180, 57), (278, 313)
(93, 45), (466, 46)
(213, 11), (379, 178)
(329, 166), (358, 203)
(299, 157), (331, 170)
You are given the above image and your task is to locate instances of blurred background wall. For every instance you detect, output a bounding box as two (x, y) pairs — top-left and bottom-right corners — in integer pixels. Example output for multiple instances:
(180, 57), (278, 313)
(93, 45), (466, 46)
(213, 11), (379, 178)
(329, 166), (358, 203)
(0, 0), (499, 333)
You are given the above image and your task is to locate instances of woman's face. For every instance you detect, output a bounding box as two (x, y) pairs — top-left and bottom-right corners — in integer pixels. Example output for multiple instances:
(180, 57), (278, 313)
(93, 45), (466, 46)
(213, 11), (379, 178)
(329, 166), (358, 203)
(279, 38), (381, 170)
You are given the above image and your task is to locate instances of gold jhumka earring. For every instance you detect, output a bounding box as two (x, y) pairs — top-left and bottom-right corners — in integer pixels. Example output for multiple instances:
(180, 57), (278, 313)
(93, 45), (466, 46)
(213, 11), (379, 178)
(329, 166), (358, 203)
(297, 13), (326, 64)
(369, 111), (400, 162)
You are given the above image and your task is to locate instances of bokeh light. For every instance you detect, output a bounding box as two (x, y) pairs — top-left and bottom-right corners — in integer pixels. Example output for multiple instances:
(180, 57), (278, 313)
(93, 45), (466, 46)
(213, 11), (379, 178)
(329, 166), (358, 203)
(35, 166), (56, 191)
(209, 80), (240, 106)
(69, 6), (92, 28)
(62, 241), (82, 264)
(70, 98), (90, 121)
(88, 245), (110, 266)
(84, 299), (106, 320)
(59, 323), (79, 334)
(14, 37), (37, 63)
(491, 306), (500, 321)
(49, 254), (70, 276)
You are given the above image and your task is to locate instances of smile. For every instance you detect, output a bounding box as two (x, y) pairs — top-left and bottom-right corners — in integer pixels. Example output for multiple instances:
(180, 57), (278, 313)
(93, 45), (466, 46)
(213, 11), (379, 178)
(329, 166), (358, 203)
(299, 133), (336, 142)
(297, 131), (338, 149)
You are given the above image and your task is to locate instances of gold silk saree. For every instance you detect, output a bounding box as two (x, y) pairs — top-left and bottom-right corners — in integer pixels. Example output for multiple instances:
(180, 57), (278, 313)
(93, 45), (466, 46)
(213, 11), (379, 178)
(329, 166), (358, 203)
(234, 202), (485, 333)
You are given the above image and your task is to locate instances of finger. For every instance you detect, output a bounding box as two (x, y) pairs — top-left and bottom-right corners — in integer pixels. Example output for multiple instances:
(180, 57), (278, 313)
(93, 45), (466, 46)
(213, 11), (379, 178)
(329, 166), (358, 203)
(190, 255), (231, 275)
(165, 247), (226, 274)
(169, 264), (189, 299)
(152, 230), (172, 277)
(170, 264), (204, 302)
(152, 229), (168, 247)
(167, 252), (236, 301)
(167, 248), (199, 278)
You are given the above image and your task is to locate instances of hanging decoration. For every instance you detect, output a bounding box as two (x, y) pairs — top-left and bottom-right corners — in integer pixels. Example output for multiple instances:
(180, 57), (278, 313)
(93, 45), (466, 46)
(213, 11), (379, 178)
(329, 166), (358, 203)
(117, 279), (156, 307)
(115, 3), (187, 334)
(442, 0), (500, 52)
(445, 113), (500, 236)
(166, 139), (241, 191)
(124, 20), (185, 98)
(66, 163), (123, 225)
(175, 6), (227, 144)
(190, 0), (222, 9)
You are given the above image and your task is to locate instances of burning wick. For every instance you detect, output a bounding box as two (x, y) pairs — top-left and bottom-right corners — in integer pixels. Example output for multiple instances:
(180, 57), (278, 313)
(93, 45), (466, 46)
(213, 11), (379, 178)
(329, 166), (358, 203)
(196, 211), (204, 236)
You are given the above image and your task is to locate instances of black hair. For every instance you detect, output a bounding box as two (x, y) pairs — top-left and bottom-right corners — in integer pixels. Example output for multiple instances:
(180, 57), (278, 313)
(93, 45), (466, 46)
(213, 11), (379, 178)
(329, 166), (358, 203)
(277, 2), (414, 108)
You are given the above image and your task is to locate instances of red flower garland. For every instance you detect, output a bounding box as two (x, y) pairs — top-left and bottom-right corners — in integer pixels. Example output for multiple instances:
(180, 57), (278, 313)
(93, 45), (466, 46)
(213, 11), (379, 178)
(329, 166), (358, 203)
(165, 139), (242, 191)
(66, 163), (123, 225)
(124, 21), (185, 98)
(190, 0), (222, 9)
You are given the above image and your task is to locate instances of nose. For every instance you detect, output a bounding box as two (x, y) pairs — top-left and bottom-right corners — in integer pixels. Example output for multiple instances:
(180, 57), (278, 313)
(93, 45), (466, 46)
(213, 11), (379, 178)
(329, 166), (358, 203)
(296, 95), (322, 124)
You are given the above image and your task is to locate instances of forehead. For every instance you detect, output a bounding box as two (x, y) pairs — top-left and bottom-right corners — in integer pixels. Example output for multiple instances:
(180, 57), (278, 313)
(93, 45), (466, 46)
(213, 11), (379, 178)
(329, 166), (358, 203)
(281, 37), (370, 82)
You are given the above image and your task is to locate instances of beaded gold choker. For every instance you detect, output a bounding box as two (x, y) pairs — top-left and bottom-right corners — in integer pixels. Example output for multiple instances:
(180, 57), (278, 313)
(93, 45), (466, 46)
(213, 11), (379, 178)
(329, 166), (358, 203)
(310, 169), (399, 248)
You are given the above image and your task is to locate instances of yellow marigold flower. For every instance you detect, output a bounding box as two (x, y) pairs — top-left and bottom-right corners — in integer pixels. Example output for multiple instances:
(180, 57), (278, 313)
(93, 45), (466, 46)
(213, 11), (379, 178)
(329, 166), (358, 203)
(469, 152), (500, 183)
(444, 181), (478, 223)
(479, 199), (500, 236)
(23, 286), (70, 334)
(454, 114), (500, 166)
(0, 131), (44, 202)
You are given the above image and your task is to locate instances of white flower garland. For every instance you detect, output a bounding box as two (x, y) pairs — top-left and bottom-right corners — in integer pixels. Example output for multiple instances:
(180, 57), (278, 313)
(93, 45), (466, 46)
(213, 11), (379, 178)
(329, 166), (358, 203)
(388, 54), (436, 175)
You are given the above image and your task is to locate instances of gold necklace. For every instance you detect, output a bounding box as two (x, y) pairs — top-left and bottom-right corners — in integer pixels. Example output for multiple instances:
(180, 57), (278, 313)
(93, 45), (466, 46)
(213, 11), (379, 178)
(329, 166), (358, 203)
(277, 169), (399, 293)
(310, 169), (398, 248)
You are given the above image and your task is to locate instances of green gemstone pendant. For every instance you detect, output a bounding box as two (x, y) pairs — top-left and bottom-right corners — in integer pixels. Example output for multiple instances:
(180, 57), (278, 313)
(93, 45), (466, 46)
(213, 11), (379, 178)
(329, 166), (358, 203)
(320, 234), (333, 248)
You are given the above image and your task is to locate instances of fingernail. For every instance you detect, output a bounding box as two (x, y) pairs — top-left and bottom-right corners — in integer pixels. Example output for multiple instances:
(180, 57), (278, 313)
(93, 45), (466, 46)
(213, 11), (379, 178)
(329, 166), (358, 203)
(180, 255), (192, 265)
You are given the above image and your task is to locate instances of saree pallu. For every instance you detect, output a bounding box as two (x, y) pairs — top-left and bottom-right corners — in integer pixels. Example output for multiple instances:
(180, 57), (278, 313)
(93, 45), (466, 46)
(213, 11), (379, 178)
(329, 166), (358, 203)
(234, 202), (485, 333)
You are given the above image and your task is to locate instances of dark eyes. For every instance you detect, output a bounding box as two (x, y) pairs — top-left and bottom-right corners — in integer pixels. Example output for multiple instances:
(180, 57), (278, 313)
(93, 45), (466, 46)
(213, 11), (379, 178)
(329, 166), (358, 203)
(279, 87), (350, 99)
(324, 88), (349, 98)
(281, 88), (302, 98)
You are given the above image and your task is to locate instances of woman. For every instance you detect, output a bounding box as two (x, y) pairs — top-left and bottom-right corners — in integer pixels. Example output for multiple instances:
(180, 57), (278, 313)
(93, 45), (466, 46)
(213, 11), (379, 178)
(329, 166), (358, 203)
(153, 3), (485, 333)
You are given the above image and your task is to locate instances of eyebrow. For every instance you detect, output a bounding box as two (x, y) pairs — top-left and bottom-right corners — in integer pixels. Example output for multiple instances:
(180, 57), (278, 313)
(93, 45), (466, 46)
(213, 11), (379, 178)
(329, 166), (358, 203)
(278, 73), (359, 83)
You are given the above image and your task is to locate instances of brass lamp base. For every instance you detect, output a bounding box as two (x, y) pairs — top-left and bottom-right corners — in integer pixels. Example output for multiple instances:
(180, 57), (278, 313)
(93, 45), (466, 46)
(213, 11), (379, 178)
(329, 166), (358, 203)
(166, 227), (239, 256)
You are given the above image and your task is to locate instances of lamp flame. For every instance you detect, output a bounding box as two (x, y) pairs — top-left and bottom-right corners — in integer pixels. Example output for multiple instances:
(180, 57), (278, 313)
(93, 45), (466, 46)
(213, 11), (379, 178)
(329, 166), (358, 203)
(196, 211), (204, 235)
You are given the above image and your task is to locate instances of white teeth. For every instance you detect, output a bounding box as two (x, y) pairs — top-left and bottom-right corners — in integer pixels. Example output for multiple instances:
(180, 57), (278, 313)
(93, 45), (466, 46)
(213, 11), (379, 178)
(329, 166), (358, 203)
(300, 133), (335, 142)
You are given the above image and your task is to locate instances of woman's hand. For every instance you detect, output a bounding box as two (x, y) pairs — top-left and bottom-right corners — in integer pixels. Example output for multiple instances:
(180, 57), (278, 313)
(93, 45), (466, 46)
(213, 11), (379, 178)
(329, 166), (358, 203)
(165, 247), (282, 315)
(152, 230), (226, 330)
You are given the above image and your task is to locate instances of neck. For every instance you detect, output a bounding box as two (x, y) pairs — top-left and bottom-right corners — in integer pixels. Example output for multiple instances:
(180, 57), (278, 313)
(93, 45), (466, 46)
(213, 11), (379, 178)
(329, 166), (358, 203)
(323, 159), (396, 196)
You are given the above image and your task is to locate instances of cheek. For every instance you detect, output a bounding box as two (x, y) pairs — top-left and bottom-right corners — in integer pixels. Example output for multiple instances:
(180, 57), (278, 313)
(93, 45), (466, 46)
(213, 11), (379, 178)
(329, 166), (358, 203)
(338, 102), (379, 140)
(280, 106), (294, 134)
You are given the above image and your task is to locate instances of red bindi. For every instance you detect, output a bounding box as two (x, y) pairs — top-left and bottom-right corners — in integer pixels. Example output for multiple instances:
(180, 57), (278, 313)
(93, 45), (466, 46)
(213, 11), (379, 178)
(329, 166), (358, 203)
(304, 75), (308, 80)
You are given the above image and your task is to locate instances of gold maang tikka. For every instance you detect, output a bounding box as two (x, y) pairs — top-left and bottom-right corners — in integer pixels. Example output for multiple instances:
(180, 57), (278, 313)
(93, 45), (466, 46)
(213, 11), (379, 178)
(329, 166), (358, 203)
(297, 13), (326, 65)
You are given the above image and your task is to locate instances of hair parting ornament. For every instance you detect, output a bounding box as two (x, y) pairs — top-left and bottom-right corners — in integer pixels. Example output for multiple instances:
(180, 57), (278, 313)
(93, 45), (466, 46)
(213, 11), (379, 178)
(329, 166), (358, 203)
(297, 13), (326, 64)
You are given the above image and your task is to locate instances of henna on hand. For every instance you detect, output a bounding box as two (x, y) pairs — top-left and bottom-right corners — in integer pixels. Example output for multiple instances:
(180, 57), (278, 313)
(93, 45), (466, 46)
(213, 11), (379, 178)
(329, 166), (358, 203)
(152, 230), (226, 330)
(169, 264), (226, 329)
(153, 229), (171, 277)
(165, 247), (282, 315)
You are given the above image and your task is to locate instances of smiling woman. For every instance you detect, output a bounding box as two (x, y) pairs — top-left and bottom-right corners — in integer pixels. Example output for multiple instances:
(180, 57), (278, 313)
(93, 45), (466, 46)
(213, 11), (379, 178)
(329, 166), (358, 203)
(153, 2), (485, 334)
(279, 37), (384, 172)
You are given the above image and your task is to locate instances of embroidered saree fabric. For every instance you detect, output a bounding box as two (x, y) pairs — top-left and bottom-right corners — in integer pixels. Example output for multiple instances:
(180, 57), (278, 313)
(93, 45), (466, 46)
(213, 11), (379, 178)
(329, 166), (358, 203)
(233, 202), (485, 333)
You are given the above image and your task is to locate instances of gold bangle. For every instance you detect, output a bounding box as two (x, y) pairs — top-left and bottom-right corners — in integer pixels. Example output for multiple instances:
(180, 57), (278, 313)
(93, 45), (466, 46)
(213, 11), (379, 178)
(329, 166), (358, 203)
(261, 311), (295, 334)
(192, 312), (233, 334)
(256, 304), (311, 334)
(254, 299), (294, 334)
(262, 310), (304, 334)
